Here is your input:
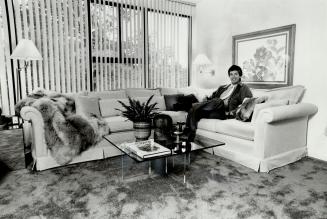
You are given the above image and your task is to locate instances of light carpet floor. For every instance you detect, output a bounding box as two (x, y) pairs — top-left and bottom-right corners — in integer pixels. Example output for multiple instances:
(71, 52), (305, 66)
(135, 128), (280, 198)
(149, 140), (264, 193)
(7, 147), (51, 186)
(0, 152), (327, 219)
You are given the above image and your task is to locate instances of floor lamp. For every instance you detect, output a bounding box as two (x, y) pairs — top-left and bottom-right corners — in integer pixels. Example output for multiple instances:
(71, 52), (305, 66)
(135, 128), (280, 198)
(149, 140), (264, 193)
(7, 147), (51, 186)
(10, 39), (42, 103)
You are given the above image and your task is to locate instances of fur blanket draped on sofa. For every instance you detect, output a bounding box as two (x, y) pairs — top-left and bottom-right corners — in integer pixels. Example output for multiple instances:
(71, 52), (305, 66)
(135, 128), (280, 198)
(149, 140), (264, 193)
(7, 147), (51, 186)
(15, 90), (109, 165)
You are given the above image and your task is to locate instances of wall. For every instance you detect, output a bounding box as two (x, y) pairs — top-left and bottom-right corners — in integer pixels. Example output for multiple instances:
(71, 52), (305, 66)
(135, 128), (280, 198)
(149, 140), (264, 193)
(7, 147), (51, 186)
(193, 0), (327, 161)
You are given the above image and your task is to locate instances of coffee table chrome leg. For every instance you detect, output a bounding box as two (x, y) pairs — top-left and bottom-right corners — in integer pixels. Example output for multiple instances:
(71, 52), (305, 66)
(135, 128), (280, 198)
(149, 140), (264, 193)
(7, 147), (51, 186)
(188, 153), (191, 165)
(165, 157), (168, 174)
(121, 154), (124, 181)
(184, 153), (186, 184)
(148, 161), (151, 175)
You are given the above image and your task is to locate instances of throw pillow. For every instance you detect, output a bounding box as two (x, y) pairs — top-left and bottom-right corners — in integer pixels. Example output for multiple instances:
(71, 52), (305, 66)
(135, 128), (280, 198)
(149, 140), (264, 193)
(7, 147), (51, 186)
(75, 96), (101, 117)
(235, 97), (267, 122)
(164, 94), (184, 111)
(173, 94), (198, 112)
(251, 99), (289, 124)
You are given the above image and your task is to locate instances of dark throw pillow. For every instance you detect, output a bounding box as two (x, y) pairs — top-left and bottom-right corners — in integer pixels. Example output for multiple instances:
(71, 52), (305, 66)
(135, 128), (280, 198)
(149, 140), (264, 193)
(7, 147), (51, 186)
(173, 94), (198, 112)
(164, 94), (184, 111)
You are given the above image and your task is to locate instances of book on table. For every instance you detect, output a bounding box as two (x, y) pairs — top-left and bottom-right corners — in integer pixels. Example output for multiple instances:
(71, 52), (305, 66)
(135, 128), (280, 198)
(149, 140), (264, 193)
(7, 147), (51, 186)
(122, 139), (171, 158)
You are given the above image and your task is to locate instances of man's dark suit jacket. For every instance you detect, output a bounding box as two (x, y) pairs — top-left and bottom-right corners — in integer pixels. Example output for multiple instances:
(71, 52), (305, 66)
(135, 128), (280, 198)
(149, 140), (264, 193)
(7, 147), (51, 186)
(209, 82), (253, 114)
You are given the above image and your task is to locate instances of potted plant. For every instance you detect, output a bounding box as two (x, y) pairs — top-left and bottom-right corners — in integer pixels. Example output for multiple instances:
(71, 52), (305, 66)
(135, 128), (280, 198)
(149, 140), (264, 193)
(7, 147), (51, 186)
(116, 95), (158, 141)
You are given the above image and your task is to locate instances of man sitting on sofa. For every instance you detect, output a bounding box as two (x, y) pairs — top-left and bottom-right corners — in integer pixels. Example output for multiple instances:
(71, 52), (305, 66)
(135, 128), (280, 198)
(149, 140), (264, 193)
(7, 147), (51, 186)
(185, 65), (253, 141)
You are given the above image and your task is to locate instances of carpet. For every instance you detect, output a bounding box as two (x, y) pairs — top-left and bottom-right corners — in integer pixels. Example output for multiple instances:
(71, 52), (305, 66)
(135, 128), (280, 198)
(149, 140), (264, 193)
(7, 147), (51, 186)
(0, 152), (327, 219)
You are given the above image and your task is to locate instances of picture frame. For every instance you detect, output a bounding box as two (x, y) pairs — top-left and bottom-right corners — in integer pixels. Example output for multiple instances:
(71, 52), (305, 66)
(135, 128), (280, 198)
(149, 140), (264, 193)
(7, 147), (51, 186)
(232, 24), (296, 88)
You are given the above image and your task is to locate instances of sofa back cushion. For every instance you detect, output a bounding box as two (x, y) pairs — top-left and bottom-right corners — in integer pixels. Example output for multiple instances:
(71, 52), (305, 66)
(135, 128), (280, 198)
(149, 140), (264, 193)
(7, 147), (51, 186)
(160, 87), (179, 95)
(99, 96), (166, 117)
(99, 98), (129, 117)
(136, 96), (166, 111)
(88, 90), (127, 99)
(125, 88), (161, 98)
(75, 96), (101, 117)
(265, 85), (305, 104)
(251, 89), (269, 98)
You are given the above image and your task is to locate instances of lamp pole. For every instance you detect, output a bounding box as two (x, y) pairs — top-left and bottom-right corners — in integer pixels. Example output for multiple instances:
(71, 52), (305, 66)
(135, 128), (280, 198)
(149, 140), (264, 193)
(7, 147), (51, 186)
(16, 60), (29, 103)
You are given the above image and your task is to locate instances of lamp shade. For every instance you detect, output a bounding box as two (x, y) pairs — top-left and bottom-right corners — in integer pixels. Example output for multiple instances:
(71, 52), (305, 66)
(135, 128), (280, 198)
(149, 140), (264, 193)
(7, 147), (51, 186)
(193, 54), (212, 66)
(10, 39), (42, 60)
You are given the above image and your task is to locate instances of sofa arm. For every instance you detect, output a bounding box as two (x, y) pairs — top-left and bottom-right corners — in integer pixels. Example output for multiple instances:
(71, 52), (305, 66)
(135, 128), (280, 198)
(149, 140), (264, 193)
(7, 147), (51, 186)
(20, 106), (48, 157)
(258, 103), (318, 123)
(254, 103), (318, 160)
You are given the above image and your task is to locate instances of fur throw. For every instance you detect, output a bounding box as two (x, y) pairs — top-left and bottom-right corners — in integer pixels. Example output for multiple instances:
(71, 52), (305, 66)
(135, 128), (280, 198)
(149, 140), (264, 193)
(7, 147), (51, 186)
(15, 90), (109, 165)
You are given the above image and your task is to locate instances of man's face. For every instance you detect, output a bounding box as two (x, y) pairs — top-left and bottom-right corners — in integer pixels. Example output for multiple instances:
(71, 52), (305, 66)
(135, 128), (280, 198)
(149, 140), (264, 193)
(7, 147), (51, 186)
(229, 70), (241, 84)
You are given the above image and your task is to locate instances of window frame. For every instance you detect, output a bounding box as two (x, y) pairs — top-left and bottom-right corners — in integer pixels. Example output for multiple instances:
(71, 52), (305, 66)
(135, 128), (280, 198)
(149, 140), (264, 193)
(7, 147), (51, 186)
(88, 0), (191, 89)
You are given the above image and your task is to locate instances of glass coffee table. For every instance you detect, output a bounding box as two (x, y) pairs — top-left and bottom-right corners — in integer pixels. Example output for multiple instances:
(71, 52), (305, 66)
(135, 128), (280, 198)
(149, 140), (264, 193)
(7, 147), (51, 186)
(103, 131), (225, 183)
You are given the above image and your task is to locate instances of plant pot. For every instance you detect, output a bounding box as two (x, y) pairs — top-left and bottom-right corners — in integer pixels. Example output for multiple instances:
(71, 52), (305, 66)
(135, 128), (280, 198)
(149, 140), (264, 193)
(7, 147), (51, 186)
(133, 122), (151, 141)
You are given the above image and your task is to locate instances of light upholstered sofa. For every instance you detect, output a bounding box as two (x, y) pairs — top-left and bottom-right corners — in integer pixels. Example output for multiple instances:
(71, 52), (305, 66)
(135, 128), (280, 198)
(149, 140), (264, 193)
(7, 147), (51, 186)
(20, 86), (317, 172)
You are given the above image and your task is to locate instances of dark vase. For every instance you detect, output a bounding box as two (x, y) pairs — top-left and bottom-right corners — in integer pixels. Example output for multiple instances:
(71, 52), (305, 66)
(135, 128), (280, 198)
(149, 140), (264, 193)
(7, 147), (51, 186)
(153, 114), (173, 147)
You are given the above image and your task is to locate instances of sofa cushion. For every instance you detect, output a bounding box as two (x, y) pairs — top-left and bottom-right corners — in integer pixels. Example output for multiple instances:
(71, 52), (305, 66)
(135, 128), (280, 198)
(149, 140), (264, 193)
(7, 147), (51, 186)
(75, 96), (101, 117)
(125, 88), (161, 98)
(103, 116), (133, 133)
(159, 111), (187, 124)
(160, 87), (179, 95)
(198, 118), (254, 141)
(251, 99), (289, 124)
(164, 94), (184, 111)
(265, 85), (305, 104)
(137, 96), (166, 111)
(193, 88), (217, 102)
(251, 89), (268, 98)
(99, 98), (129, 117)
(178, 87), (197, 95)
(88, 90), (127, 99)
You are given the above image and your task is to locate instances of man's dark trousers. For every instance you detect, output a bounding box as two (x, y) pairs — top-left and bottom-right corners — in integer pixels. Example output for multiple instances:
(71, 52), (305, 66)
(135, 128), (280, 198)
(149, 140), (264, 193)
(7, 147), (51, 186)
(185, 98), (226, 135)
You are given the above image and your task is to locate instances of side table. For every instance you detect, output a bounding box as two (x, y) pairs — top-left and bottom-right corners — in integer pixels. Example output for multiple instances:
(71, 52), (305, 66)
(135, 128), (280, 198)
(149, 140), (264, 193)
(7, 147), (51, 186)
(0, 116), (31, 171)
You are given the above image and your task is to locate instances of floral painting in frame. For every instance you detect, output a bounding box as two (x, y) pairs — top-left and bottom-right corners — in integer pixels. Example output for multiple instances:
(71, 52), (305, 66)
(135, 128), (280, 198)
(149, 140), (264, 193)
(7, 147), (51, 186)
(232, 24), (296, 88)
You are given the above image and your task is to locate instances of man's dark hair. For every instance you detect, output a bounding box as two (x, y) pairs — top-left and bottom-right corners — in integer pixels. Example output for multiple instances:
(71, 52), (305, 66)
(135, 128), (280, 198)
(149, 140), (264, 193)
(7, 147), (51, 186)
(228, 65), (243, 77)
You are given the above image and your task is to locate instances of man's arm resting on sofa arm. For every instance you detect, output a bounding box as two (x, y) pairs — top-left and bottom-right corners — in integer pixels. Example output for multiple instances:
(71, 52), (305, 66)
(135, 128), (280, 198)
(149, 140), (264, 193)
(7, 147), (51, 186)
(20, 106), (48, 157)
(254, 103), (318, 159)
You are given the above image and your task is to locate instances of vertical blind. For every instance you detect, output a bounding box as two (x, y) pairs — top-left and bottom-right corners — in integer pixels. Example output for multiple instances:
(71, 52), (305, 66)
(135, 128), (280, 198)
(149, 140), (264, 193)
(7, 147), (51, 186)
(0, 1), (15, 115)
(147, 0), (192, 88)
(12, 0), (90, 96)
(0, 0), (194, 115)
(91, 0), (193, 90)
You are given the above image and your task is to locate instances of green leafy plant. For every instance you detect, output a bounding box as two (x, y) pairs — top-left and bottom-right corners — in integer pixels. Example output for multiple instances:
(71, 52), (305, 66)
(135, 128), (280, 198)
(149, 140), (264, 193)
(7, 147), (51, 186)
(116, 95), (159, 123)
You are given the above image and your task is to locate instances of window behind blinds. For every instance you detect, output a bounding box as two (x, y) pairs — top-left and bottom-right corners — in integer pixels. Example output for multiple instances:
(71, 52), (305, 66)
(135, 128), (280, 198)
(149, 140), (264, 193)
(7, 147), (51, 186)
(1, 0), (194, 115)
(91, 0), (193, 90)
(0, 1), (15, 115)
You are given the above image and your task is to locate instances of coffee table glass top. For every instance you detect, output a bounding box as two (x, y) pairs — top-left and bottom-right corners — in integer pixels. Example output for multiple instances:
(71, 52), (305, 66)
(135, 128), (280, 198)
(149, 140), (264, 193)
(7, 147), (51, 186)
(103, 131), (225, 162)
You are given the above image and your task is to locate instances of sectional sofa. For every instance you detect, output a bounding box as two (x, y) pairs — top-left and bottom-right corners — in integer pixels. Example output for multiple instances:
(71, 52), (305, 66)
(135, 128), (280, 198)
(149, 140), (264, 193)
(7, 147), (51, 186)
(20, 85), (318, 172)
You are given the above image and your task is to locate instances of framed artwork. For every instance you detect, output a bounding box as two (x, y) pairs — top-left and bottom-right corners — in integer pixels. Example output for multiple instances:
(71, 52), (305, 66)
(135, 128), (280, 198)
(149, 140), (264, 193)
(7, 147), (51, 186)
(232, 24), (296, 88)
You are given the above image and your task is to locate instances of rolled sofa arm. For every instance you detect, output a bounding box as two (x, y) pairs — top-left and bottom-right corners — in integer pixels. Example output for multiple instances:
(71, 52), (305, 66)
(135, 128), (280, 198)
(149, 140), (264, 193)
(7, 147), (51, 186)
(258, 103), (318, 123)
(20, 106), (48, 157)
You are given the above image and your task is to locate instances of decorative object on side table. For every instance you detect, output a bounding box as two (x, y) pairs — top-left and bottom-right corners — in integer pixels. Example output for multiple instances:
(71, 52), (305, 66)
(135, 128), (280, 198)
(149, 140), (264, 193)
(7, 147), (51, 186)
(116, 95), (158, 141)
(153, 114), (173, 147)
(0, 108), (12, 130)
